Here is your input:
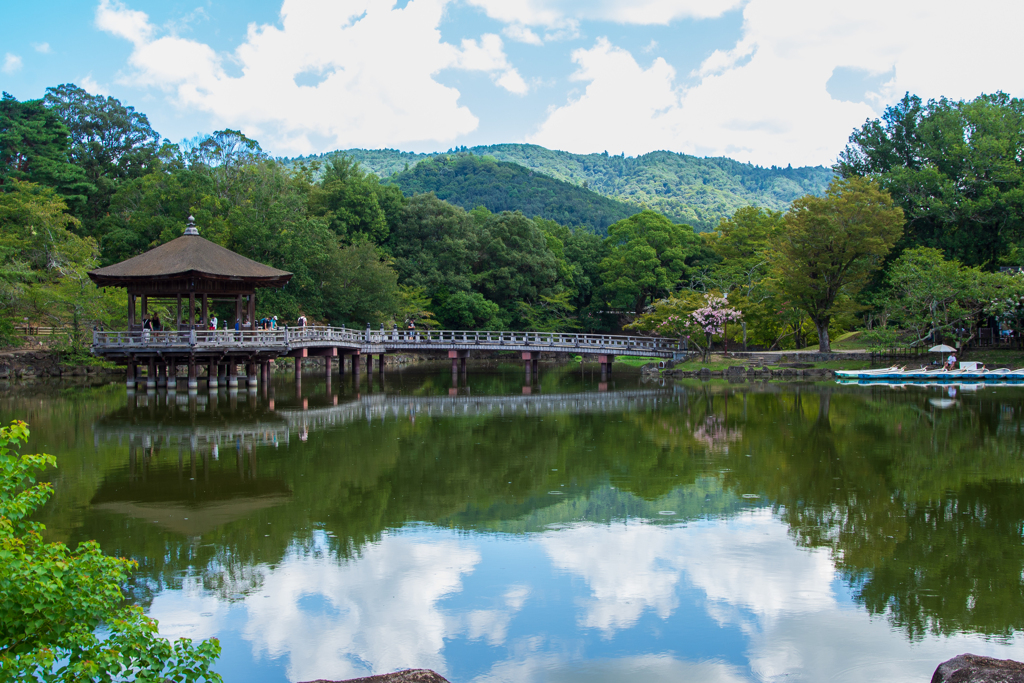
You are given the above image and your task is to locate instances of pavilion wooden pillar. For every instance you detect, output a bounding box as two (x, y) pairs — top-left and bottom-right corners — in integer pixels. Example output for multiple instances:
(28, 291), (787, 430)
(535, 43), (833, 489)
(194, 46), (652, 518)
(235, 295), (242, 329)
(175, 294), (182, 329)
(128, 294), (136, 328)
(201, 294), (208, 328)
(188, 292), (196, 328)
(141, 295), (148, 320)
(248, 293), (256, 329)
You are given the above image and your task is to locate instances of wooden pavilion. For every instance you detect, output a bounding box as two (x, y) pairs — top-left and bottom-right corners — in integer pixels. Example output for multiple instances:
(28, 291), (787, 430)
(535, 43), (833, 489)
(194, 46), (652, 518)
(88, 216), (292, 390)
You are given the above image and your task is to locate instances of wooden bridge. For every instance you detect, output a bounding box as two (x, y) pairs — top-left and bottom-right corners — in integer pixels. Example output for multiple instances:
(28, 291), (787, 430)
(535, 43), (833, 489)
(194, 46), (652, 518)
(93, 326), (685, 390)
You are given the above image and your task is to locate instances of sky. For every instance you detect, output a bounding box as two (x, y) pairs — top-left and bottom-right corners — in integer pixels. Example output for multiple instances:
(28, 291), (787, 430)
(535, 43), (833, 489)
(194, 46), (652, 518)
(2, 0), (1023, 167)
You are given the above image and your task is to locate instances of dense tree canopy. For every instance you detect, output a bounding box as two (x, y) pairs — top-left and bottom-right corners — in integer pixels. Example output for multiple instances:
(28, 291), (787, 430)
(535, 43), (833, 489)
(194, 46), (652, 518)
(838, 92), (1024, 268)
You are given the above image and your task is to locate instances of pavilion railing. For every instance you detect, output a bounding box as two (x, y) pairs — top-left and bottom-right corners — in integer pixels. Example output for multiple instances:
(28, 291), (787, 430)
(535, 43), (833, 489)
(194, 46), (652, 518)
(93, 326), (681, 354)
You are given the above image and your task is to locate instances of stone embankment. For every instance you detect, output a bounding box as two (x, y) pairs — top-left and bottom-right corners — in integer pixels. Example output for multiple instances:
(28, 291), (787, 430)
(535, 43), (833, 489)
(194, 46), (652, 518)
(0, 350), (119, 380)
(643, 361), (835, 381)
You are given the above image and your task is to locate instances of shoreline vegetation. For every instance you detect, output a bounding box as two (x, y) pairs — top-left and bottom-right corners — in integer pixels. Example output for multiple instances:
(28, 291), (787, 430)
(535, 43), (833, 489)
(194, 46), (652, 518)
(4, 86), (1024, 361)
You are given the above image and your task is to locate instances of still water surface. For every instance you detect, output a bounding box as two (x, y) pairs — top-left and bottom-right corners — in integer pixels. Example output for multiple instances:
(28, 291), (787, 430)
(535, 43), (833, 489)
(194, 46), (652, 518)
(5, 366), (1024, 682)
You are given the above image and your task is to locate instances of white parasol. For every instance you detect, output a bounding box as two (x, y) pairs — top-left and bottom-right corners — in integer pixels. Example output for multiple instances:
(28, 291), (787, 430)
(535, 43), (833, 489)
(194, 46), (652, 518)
(928, 344), (956, 353)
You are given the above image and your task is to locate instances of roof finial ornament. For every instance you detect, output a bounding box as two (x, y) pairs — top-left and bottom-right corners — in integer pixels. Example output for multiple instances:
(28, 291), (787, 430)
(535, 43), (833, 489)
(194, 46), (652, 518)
(184, 215), (199, 236)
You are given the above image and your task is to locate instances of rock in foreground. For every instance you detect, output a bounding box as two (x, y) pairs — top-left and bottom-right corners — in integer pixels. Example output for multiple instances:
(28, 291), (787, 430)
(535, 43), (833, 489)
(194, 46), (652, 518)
(933, 654), (1024, 683)
(301, 670), (450, 683)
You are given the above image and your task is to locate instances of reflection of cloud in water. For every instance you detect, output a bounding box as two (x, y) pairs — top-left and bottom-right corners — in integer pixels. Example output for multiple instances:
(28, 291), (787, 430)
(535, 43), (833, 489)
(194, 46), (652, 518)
(540, 510), (834, 635)
(148, 516), (1024, 683)
(241, 533), (480, 681)
(475, 652), (750, 683)
(540, 523), (684, 633)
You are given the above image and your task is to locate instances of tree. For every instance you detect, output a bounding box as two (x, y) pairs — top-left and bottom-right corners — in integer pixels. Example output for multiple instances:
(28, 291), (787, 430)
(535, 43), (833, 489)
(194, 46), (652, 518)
(0, 180), (123, 354)
(774, 176), (904, 352)
(43, 83), (165, 236)
(879, 247), (998, 347)
(385, 193), (476, 300)
(627, 290), (741, 361)
(0, 420), (222, 681)
(837, 92), (1024, 268)
(599, 210), (699, 315)
(470, 211), (559, 326)
(0, 92), (92, 212)
(306, 155), (404, 244)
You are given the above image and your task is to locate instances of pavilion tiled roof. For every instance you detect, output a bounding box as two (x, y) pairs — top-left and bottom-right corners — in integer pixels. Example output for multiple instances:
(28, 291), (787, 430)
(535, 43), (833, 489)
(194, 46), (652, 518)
(89, 221), (292, 287)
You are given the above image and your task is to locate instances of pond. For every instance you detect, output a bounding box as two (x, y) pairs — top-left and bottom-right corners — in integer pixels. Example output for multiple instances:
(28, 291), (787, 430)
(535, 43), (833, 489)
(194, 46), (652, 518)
(4, 364), (1024, 683)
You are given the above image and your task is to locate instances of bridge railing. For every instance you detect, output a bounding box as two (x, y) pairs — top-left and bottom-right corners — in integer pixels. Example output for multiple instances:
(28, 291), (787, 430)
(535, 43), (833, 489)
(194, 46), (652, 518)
(94, 326), (680, 353)
(93, 329), (289, 348)
(374, 328), (680, 352)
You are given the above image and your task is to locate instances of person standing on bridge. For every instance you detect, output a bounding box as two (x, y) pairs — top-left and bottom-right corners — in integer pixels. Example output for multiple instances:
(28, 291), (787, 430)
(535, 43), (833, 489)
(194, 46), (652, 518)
(298, 314), (307, 328)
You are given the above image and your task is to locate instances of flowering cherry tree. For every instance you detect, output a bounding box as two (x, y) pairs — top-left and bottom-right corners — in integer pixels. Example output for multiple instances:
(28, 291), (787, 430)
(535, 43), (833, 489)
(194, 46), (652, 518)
(631, 291), (743, 362)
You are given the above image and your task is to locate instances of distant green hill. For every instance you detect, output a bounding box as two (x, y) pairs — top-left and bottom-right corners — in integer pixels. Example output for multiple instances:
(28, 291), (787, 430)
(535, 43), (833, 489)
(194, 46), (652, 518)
(294, 144), (833, 231)
(386, 154), (639, 233)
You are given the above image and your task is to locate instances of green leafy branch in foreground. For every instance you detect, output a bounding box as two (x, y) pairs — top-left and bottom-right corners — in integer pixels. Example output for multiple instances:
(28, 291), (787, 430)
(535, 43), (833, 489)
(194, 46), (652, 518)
(0, 420), (222, 682)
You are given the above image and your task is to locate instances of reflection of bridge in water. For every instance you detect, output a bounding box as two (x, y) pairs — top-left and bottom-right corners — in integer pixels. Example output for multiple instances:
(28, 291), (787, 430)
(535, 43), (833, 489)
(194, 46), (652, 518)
(94, 388), (678, 449)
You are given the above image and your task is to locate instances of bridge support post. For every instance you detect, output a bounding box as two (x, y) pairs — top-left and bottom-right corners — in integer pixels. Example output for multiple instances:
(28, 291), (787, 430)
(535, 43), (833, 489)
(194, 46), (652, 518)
(294, 356), (302, 378)
(522, 352), (539, 383)
(378, 354), (385, 375)
(351, 352), (360, 381)
(262, 360), (270, 385)
(157, 362), (167, 388)
(599, 354), (615, 382)
(366, 354), (373, 375)
(126, 358), (136, 389)
(208, 359), (218, 388)
(247, 360), (257, 387)
(449, 350), (469, 378)
(147, 357), (156, 389)
(228, 359), (238, 388)
(188, 356), (198, 391)
(325, 355), (332, 379)
(167, 360), (177, 392)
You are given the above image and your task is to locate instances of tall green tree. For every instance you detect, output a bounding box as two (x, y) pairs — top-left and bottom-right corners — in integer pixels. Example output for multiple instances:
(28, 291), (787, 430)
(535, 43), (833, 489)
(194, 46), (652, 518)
(470, 210), (559, 326)
(837, 92), (1024, 268)
(599, 210), (699, 315)
(43, 84), (166, 237)
(773, 176), (904, 352)
(0, 93), (92, 211)
(306, 155), (404, 244)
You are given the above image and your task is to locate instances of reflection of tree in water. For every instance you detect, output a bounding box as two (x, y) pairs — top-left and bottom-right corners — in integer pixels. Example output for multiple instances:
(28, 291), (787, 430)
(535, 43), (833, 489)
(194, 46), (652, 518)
(24, 378), (1024, 639)
(691, 414), (742, 452)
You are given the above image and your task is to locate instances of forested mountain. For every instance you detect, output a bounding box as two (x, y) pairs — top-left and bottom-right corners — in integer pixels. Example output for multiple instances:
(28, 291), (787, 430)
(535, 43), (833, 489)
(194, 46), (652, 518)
(300, 144), (833, 231)
(386, 154), (639, 233)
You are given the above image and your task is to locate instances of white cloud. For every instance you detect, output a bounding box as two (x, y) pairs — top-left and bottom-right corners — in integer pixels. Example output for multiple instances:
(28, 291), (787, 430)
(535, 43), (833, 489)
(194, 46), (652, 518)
(502, 24), (543, 46)
(33, 42), (51, 54)
(528, 0), (1024, 166)
(464, 0), (745, 28)
(79, 74), (110, 96)
(96, 0), (154, 43)
(95, 0), (526, 154)
(2, 53), (22, 74)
